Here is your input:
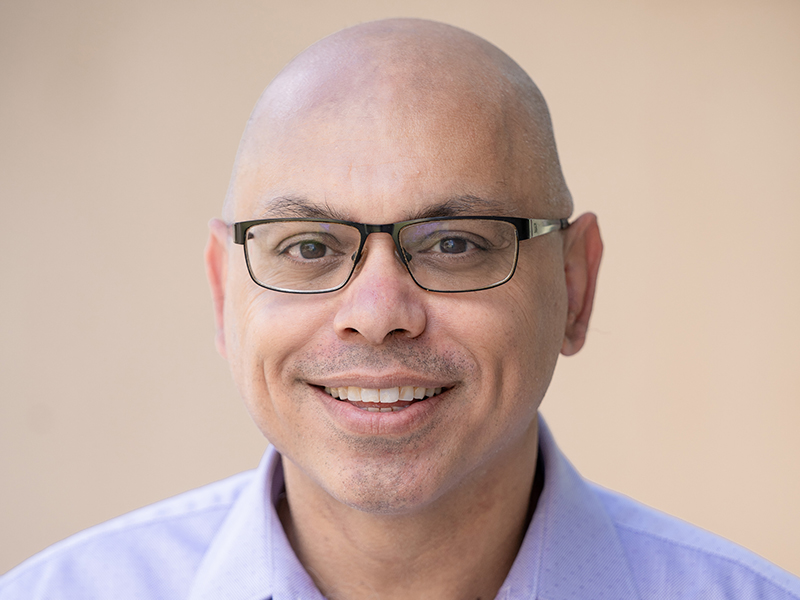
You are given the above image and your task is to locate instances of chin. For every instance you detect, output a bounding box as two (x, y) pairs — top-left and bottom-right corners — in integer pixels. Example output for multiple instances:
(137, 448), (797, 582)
(330, 477), (443, 515)
(315, 447), (465, 516)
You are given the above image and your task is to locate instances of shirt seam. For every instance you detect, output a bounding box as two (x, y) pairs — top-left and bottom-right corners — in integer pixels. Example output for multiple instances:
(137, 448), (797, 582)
(613, 521), (800, 597)
(2, 502), (235, 586)
(528, 488), (547, 600)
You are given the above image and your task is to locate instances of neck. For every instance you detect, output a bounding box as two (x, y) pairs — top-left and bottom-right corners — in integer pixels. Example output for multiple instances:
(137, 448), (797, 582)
(278, 423), (542, 600)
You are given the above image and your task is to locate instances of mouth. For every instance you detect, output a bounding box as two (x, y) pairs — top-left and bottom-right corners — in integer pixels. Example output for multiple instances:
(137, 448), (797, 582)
(321, 385), (447, 412)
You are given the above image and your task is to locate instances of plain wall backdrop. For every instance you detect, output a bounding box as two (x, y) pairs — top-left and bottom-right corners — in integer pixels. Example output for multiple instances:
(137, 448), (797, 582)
(1, 0), (798, 577)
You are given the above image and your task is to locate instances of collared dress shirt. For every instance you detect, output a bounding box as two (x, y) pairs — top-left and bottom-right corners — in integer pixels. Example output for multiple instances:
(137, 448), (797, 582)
(2, 418), (799, 599)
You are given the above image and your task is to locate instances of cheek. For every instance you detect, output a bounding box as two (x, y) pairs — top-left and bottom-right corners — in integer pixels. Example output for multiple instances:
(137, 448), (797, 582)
(512, 244), (569, 353)
(435, 251), (567, 402)
(224, 277), (333, 435)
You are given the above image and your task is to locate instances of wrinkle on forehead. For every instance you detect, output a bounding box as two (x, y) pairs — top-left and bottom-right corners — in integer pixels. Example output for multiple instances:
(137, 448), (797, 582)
(224, 19), (572, 221)
(256, 194), (507, 221)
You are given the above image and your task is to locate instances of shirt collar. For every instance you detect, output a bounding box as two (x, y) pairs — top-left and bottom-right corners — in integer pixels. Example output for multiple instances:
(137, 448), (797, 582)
(189, 417), (639, 600)
(187, 446), (323, 600)
(498, 418), (640, 599)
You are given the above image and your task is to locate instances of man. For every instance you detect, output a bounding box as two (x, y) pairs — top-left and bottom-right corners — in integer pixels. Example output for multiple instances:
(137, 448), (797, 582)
(1, 18), (798, 600)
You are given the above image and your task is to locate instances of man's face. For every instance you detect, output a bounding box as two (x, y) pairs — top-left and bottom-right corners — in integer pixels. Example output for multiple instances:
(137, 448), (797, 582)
(217, 90), (570, 513)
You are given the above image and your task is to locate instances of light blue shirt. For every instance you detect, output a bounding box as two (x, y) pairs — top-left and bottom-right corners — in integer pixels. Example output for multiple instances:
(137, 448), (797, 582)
(2, 418), (799, 599)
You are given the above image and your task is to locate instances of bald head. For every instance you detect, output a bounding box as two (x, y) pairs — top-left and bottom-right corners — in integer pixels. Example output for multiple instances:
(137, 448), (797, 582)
(224, 19), (572, 221)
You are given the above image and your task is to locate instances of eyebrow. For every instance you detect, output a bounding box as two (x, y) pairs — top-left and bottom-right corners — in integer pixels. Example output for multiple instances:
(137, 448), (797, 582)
(409, 195), (506, 219)
(257, 194), (507, 222)
(256, 196), (350, 220)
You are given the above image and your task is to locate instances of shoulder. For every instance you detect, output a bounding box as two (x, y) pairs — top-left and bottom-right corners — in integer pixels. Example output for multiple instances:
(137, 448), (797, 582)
(591, 483), (800, 599)
(0, 470), (255, 600)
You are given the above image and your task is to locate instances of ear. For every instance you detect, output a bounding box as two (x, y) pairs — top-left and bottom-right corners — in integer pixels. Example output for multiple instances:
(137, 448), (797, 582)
(205, 218), (230, 359)
(561, 212), (603, 356)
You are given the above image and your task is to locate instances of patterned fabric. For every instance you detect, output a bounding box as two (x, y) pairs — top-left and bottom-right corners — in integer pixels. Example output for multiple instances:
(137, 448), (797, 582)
(2, 418), (798, 599)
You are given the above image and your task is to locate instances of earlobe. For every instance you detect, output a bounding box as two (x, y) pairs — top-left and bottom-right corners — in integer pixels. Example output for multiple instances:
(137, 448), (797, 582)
(205, 218), (230, 359)
(560, 213), (603, 356)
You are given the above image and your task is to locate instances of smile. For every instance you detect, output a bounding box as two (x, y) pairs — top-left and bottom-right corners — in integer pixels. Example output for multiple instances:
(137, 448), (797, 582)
(322, 386), (445, 412)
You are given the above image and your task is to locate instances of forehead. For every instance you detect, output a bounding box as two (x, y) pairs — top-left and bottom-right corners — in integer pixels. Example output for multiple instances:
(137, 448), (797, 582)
(230, 71), (545, 223)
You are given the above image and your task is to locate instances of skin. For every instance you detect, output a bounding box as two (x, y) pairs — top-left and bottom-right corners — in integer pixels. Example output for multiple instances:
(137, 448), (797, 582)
(206, 19), (602, 600)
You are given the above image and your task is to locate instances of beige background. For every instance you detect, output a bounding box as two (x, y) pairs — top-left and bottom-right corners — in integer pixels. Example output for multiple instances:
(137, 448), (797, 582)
(1, 0), (799, 578)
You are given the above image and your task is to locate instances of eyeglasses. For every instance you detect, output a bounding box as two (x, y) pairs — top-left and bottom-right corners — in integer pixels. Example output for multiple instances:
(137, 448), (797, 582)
(233, 216), (569, 294)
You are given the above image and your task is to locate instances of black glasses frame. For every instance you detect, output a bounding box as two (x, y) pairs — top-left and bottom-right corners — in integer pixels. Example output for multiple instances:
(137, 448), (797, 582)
(233, 216), (570, 294)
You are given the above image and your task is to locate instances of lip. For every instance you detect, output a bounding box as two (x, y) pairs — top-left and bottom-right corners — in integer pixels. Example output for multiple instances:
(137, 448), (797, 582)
(308, 374), (455, 390)
(311, 382), (452, 436)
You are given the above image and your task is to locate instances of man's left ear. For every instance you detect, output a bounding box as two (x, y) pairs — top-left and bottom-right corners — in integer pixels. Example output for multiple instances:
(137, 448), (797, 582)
(205, 218), (230, 359)
(561, 212), (603, 356)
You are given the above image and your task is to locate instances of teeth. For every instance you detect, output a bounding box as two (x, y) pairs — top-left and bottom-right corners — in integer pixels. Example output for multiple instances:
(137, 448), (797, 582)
(380, 388), (400, 403)
(324, 385), (445, 404)
(360, 388), (380, 403)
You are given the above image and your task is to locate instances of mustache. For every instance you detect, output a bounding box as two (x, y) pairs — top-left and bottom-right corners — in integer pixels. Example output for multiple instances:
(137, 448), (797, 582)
(294, 342), (473, 381)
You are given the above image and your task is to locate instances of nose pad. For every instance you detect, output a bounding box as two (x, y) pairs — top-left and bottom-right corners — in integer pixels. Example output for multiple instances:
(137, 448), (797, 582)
(350, 234), (411, 277)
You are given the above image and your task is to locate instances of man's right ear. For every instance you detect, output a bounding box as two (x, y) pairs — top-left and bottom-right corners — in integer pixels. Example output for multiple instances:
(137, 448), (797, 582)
(205, 218), (230, 359)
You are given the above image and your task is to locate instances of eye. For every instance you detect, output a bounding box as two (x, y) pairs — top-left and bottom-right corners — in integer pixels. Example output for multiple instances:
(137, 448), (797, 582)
(283, 239), (334, 260)
(298, 241), (327, 259)
(436, 237), (470, 254)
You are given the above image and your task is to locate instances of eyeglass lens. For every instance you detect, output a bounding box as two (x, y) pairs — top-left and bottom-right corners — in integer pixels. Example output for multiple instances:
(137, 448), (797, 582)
(244, 219), (519, 293)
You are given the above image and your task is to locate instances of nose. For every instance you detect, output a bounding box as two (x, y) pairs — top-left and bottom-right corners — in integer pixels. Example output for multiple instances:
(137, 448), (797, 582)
(333, 234), (427, 345)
